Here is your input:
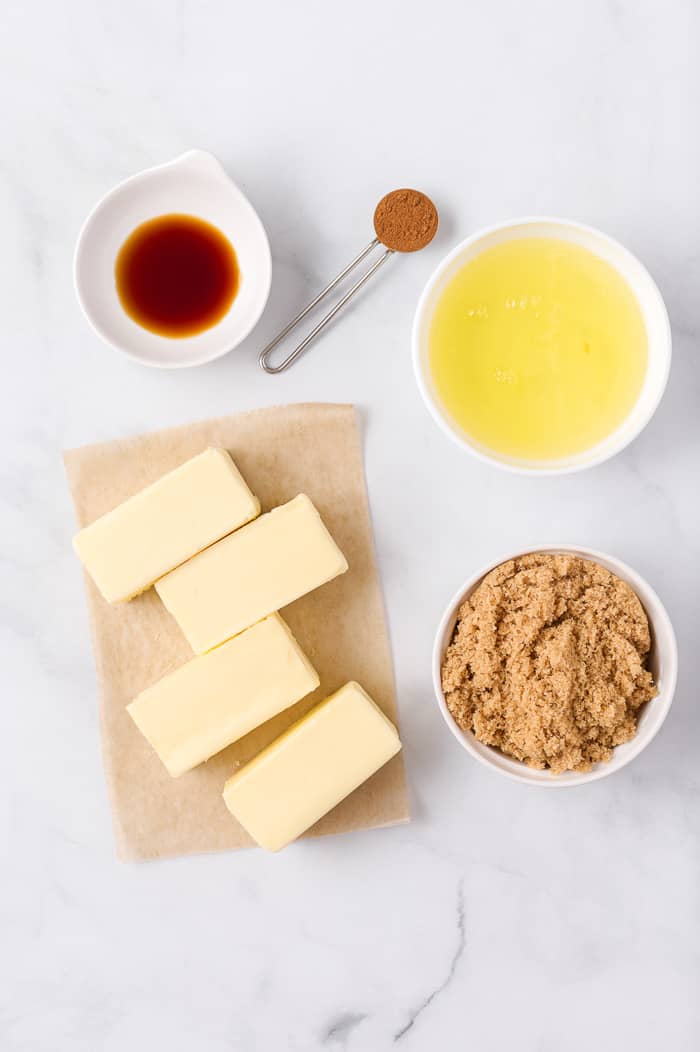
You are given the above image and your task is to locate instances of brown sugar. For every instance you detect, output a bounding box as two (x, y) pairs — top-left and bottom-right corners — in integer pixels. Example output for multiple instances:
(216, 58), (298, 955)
(441, 554), (657, 773)
(373, 189), (439, 252)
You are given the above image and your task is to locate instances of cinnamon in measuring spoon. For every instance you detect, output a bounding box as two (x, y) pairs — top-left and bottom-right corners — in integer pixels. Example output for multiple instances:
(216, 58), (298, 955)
(259, 187), (439, 373)
(373, 189), (439, 252)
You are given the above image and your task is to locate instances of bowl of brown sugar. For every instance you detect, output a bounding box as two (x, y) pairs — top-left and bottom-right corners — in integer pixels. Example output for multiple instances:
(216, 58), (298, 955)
(432, 546), (677, 786)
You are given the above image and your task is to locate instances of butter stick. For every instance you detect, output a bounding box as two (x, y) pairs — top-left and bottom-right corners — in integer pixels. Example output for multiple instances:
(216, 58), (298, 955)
(73, 448), (260, 603)
(156, 494), (348, 653)
(127, 614), (319, 777)
(222, 681), (402, 851)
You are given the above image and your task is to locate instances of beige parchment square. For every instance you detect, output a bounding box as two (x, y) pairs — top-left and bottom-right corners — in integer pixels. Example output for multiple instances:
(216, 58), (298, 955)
(63, 403), (409, 861)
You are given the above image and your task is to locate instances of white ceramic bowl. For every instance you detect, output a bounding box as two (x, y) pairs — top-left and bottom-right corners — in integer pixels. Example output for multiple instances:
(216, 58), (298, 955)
(413, 217), (672, 475)
(432, 545), (677, 786)
(74, 150), (271, 368)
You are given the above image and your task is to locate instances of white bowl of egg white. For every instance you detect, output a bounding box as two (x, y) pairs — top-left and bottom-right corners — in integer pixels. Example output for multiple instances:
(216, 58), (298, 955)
(74, 150), (271, 368)
(432, 544), (678, 787)
(412, 217), (672, 475)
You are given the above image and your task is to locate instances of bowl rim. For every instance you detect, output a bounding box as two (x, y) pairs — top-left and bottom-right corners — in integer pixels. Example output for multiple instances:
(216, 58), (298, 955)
(432, 544), (678, 786)
(412, 215), (672, 476)
(73, 150), (272, 369)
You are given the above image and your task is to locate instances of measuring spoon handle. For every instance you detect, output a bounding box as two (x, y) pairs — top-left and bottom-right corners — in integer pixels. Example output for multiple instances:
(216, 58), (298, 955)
(259, 239), (393, 374)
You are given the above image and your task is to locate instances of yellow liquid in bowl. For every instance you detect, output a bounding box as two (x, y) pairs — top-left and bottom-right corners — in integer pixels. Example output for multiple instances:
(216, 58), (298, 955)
(428, 238), (648, 461)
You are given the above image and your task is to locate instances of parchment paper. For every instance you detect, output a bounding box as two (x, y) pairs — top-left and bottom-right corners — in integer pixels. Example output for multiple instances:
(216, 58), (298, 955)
(63, 403), (409, 861)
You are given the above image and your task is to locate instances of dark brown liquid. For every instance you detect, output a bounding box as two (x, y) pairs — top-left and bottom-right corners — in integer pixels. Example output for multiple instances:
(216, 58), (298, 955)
(115, 214), (239, 337)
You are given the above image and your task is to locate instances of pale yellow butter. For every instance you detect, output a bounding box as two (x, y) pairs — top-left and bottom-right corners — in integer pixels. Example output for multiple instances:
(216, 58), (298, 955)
(73, 448), (260, 603)
(127, 614), (319, 777)
(156, 494), (348, 653)
(222, 681), (401, 851)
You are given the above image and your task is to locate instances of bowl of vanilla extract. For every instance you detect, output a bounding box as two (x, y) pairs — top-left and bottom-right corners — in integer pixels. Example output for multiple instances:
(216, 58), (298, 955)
(74, 150), (271, 368)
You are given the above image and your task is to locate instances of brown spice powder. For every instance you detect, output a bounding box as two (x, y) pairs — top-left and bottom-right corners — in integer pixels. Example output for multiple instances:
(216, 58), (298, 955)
(373, 189), (438, 252)
(441, 554), (657, 774)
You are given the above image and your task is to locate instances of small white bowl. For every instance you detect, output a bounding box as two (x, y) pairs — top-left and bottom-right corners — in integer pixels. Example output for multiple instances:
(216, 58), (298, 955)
(432, 545), (677, 786)
(412, 217), (672, 475)
(74, 150), (271, 368)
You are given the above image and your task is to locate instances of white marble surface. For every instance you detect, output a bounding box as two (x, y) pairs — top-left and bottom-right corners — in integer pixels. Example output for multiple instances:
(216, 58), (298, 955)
(2, 1), (698, 1048)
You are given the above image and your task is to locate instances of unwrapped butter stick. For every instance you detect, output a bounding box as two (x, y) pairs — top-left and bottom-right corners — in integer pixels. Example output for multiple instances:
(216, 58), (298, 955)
(222, 681), (402, 851)
(73, 448), (260, 603)
(127, 614), (319, 777)
(156, 494), (348, 653)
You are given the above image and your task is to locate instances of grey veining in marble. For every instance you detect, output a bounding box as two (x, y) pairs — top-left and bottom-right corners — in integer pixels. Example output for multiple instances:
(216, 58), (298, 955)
(1, 0), (699, 1049)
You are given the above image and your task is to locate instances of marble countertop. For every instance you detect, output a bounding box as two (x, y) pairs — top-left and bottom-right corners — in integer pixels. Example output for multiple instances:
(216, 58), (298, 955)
(2, 1), (698, 1049)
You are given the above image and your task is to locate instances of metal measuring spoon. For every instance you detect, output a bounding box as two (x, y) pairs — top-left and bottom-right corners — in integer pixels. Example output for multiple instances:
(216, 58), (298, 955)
(258, 189), (439, 374)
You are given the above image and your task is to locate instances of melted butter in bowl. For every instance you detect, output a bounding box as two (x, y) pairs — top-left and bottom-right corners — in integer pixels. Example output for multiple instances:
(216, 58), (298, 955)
(412, 218), (671, 474)
(428, 237), (648, 462)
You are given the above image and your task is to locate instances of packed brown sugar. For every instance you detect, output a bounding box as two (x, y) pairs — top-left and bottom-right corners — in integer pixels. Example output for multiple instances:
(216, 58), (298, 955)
(441, 553), (657, 773)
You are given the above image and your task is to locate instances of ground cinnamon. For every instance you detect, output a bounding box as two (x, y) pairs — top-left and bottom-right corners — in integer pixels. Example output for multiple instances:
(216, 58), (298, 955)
(373, 189), (438, 252)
